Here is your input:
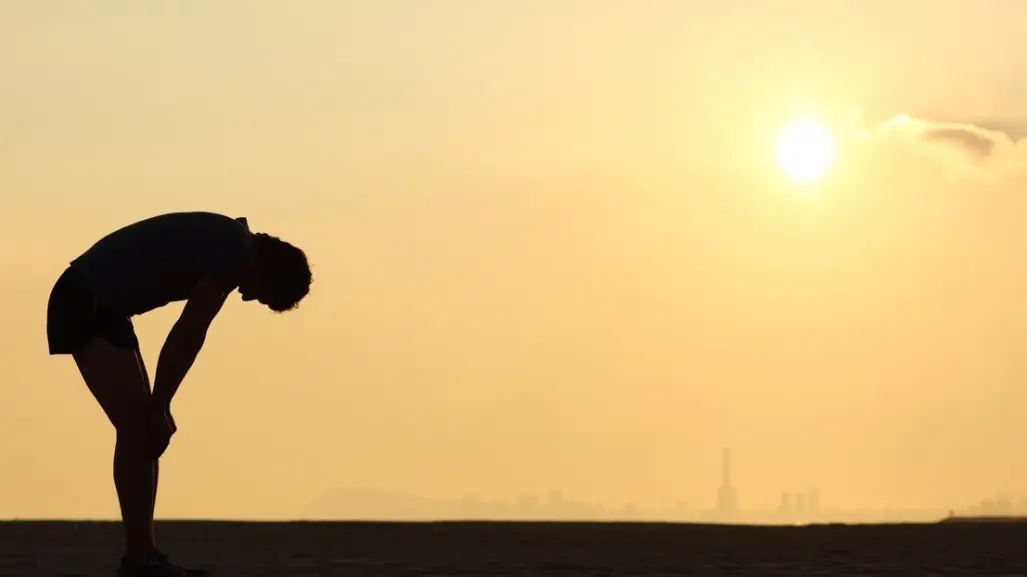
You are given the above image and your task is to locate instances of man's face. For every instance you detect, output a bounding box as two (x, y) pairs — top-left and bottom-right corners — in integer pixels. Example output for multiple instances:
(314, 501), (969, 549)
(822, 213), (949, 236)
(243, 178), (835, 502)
(239, 284), (259, 302)
(240, 282), (270, 305)
(238, 260), (269, 305)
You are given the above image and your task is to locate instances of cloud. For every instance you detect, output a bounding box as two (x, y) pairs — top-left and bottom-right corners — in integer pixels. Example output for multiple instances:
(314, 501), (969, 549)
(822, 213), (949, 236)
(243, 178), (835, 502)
(853, 115), (1027, 181)
(920, 126), (995, 158)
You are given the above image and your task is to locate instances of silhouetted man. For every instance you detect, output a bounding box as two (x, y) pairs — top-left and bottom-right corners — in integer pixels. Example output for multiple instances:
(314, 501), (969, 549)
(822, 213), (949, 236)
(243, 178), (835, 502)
(46, 212), (312, 577)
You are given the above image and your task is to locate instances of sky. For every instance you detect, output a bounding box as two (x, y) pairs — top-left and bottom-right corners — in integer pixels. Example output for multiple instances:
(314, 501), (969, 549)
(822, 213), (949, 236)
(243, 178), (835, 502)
(3, 0), (1027, 520)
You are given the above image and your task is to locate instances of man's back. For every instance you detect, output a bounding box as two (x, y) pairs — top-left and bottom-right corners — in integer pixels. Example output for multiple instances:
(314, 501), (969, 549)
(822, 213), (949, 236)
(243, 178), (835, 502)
(70, 211), (252, 317)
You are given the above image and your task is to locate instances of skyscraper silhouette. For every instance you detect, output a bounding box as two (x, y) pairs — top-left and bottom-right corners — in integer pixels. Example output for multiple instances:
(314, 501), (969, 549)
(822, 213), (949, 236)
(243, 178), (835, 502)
(716, 448), (737, 518)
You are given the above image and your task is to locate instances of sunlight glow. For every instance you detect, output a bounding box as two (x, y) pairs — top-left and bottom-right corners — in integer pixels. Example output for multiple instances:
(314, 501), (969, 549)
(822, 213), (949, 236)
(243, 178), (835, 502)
(775, 118), (836, 185)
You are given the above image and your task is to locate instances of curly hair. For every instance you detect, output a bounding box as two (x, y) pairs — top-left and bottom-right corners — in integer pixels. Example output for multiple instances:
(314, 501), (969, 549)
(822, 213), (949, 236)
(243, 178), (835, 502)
(254, 232), (311, 312)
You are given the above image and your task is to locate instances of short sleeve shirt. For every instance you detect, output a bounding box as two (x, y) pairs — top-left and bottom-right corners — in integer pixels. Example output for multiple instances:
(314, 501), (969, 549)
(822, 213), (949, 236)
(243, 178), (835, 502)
(69, 212), (253, 317)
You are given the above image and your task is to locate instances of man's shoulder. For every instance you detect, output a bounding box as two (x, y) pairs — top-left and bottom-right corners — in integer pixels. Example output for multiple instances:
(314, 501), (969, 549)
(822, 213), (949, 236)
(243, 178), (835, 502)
(110, 211), (241, 233)
(159, 211), (252, 239)
(172, 211), (248, 227)
(78, 211), (251, 254)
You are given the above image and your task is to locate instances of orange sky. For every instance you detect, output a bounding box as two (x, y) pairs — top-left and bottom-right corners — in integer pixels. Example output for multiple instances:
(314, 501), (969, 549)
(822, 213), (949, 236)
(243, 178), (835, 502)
(3, 1), (1027, 520)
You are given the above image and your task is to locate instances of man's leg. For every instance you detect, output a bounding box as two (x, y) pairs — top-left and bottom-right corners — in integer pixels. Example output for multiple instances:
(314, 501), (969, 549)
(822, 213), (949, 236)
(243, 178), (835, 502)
(73, 335), (155, 563)
(152, 460), (159, 544)
(131, 349), (161, 548)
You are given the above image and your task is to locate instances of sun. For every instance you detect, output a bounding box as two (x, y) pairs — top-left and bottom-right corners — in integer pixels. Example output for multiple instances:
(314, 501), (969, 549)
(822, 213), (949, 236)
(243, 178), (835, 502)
(775, 118), (836, 185)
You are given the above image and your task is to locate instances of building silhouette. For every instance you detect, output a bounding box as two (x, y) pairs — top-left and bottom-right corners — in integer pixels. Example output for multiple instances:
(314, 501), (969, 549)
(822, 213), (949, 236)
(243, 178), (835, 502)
(715, 448), (737, 518)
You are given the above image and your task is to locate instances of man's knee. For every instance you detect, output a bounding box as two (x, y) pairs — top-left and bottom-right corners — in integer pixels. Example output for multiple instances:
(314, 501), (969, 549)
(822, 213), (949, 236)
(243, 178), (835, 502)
(114, 417), (150, 454)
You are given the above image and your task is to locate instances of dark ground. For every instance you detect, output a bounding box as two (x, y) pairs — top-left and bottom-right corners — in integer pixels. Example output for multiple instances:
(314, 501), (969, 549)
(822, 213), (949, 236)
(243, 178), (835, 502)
(3, 520), (1027, 576)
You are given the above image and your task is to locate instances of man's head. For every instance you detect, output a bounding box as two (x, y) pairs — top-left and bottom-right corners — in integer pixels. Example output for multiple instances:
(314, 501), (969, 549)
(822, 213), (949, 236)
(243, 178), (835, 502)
(239, 232), (312, 312)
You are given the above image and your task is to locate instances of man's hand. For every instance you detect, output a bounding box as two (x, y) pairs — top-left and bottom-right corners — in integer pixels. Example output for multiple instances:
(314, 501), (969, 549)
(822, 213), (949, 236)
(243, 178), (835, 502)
(145, 402), (177, 459)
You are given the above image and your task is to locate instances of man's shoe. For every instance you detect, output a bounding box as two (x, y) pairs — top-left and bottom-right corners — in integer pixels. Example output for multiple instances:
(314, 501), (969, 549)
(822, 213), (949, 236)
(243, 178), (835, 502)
(116, 549), (210, 577)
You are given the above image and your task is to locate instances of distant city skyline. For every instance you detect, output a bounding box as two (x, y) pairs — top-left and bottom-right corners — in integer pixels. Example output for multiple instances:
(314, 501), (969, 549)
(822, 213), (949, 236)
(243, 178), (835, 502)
(294, 448), (1023, 525)
(295, 486), (1021, 525)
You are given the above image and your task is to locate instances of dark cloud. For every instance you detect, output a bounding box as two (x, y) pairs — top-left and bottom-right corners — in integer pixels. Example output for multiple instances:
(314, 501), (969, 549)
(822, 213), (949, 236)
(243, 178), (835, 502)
(964, 119), (1027, 140)
(920, 126), (996, 157)
(866, 115), (1027, 179)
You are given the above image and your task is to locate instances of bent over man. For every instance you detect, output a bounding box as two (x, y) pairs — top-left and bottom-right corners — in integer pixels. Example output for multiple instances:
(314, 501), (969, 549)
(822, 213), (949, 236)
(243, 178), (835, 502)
(46, 212), (312, 576)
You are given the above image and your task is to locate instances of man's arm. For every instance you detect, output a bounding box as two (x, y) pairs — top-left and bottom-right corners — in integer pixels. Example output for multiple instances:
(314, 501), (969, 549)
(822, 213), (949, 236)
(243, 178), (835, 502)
(150, 277), (231, 407)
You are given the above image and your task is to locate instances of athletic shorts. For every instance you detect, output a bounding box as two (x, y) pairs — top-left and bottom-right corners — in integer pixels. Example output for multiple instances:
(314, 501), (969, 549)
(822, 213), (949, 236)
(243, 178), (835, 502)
(46, 267), (139, 355)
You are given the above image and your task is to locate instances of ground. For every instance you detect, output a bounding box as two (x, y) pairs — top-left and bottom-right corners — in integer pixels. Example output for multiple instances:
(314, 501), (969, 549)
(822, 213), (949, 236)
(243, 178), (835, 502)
(3, 520), (1027, 576)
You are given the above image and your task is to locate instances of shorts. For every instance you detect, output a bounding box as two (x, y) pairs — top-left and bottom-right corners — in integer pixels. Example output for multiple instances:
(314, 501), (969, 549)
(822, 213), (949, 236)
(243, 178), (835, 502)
(46, 266), (139, 355)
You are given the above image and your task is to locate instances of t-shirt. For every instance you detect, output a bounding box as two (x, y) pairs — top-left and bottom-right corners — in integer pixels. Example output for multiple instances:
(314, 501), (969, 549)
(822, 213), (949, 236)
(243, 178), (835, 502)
(69, 211), (253, 317)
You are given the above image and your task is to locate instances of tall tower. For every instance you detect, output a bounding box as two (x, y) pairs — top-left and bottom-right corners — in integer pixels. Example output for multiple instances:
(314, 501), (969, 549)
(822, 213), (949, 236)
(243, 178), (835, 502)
(716, 448), (738, 517)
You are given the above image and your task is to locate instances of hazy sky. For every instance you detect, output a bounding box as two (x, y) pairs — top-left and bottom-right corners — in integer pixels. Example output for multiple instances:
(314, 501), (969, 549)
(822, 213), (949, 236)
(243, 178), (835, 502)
(4, 0), (1027, 520)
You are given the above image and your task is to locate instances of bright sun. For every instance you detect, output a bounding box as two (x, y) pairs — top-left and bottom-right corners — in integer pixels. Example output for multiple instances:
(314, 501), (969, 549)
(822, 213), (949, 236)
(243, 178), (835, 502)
(775, 118), (836, 185)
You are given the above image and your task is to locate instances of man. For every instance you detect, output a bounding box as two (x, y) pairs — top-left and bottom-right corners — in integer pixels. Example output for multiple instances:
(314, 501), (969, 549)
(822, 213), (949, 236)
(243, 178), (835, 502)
(45, 212), (312, 577)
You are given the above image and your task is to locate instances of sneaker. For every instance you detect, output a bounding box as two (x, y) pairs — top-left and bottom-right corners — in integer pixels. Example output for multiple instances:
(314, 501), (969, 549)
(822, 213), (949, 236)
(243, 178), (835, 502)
(116, 549), (210, 577)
